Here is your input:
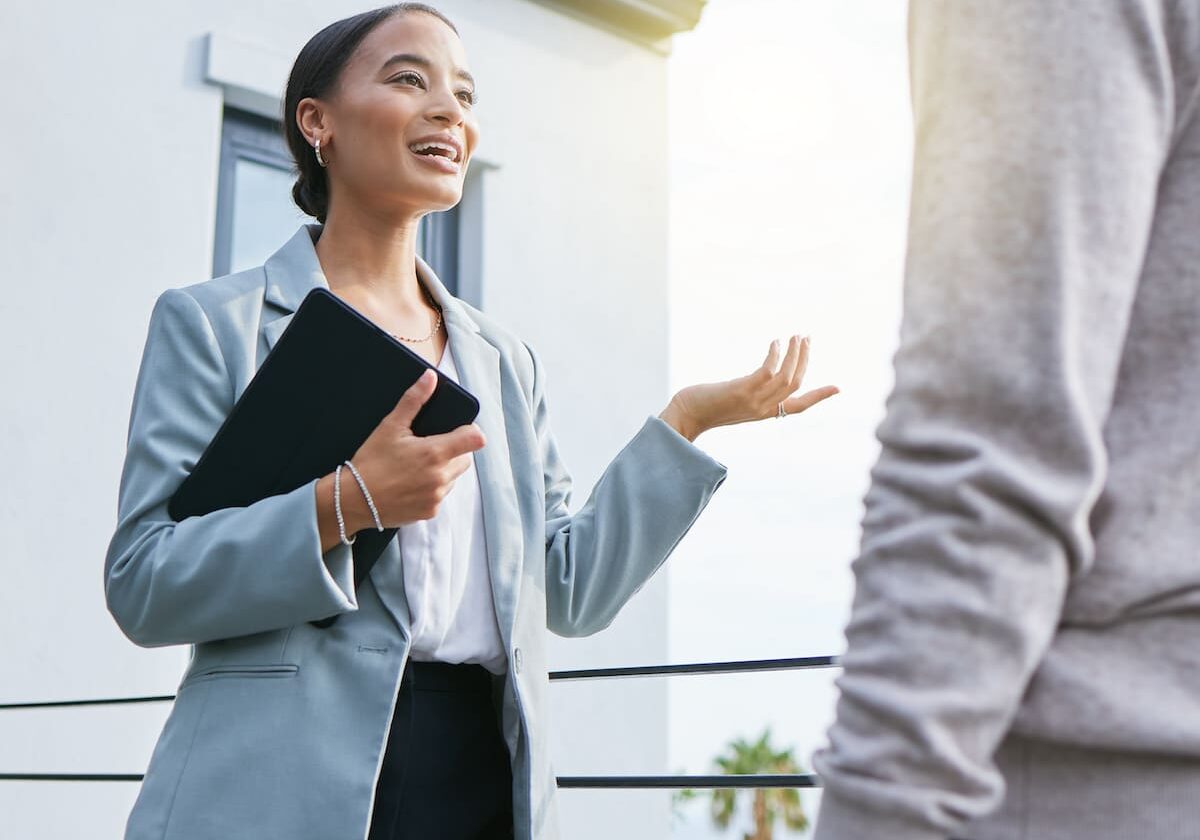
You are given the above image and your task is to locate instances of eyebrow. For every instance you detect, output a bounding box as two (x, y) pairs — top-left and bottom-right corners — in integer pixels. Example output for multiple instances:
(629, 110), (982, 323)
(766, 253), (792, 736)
(379, 53), (475, 88)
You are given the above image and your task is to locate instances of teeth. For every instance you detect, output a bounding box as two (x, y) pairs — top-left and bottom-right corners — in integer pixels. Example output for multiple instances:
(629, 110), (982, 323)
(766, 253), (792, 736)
(409, 141), (459, 162)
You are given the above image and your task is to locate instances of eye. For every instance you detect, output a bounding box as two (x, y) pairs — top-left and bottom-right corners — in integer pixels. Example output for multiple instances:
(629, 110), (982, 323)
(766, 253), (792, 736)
(457, 88), (477, 107)
(391, 71), (425, 88)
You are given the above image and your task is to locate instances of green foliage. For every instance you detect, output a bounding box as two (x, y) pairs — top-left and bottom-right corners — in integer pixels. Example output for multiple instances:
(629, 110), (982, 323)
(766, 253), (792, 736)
(678, 728), (809, 840)
(671, 783), (699, 826)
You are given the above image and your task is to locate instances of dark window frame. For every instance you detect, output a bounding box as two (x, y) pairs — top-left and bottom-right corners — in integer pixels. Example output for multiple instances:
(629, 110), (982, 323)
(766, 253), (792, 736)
(212, 107), (298, 279)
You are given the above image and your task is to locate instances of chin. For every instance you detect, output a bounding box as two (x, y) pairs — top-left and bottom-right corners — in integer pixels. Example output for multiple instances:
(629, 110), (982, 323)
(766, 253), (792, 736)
(389, 180), (464, 216)
(423, 187), (465, 213)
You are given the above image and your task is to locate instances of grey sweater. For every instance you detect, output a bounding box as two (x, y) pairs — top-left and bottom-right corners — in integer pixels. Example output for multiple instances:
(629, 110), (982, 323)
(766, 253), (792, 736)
(813, 2), (1200, 837)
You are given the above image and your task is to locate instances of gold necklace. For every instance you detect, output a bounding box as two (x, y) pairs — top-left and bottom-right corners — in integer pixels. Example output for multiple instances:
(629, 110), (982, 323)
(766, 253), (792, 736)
(388, 286), (443, 344)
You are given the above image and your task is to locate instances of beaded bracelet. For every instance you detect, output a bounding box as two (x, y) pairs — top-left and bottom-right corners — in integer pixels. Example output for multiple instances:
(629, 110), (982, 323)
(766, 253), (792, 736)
(333, 464), (356, 547)
(343, 459), (385, 532)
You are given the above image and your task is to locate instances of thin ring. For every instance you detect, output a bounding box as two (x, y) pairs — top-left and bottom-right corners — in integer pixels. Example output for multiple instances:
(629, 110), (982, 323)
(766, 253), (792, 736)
(777, 401), (787, 419)
(314, 138), (327, 168)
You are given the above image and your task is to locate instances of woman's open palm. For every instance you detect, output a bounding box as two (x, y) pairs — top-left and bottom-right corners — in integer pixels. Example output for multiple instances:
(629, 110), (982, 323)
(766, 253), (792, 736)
(671, 335), (839, 435)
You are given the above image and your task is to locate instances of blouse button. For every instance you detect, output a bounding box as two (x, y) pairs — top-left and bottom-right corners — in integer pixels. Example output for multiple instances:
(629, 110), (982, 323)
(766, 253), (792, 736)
(513, 647), (523, 674)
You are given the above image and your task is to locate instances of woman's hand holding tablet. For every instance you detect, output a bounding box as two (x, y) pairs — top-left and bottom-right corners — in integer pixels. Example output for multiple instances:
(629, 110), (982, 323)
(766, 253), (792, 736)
(314, 369), (486, 552)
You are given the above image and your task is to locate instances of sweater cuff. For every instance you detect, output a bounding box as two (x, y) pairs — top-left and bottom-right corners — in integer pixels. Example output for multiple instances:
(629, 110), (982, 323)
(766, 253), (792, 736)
(814, 789), (949, 840)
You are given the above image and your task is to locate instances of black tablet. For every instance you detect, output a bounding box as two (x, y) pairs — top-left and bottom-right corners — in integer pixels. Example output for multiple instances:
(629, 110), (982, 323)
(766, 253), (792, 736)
(168, 286), (480, 523)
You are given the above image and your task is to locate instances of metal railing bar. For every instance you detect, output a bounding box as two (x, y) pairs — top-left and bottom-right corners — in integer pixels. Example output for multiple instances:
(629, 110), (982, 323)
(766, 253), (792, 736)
(0, 774), (145, 782)
(557, 774), (821, 789)
(0, 773), (821, 789)
(549, 655), (840, 682)
(0, 695), (175, 711)
(0, 655), (841, 710)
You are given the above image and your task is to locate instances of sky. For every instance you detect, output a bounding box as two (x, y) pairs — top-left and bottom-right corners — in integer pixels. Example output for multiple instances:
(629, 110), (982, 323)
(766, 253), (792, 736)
(664, 2), (912, 836)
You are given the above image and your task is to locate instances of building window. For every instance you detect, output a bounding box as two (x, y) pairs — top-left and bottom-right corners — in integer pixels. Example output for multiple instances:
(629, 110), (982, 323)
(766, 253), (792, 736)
(213, 106), (462, 297)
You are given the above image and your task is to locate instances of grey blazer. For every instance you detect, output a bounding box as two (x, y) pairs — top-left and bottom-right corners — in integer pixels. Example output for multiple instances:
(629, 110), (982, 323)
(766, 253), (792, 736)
(104, 222), (728, 840)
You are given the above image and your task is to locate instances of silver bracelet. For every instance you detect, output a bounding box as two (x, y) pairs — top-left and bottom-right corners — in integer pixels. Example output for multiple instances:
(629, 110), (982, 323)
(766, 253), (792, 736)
(333, 464), (356, 546)
(343, 459), (384, 531)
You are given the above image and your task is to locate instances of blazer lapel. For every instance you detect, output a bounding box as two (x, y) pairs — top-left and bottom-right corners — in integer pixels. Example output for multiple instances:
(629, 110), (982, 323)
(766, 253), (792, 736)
(256, 223), (523, 645)
(260, 223), (330, 356)
(261, 312), (294, 355)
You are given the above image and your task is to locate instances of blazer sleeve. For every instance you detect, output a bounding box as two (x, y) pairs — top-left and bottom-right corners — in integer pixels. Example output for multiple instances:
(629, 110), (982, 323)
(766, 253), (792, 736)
(103, 288), (358, 648)
(524, 342), (729, 638)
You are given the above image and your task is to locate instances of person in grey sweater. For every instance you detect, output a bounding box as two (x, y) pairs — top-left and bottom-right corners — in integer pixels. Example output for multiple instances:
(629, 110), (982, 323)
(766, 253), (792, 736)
(812, 2), (1200, 838)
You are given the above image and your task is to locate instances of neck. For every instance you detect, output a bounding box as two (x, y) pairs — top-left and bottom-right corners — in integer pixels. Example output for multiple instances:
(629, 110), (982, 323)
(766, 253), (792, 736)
(314, 205), (430, 315)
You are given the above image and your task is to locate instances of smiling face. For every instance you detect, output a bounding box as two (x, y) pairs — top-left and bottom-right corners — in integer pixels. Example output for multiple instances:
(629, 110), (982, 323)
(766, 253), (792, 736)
(303, 12), (479, 219)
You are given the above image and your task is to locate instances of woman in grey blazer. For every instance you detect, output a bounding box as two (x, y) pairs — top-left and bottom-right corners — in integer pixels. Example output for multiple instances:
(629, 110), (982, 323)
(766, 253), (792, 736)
(103, 4), (838, 839)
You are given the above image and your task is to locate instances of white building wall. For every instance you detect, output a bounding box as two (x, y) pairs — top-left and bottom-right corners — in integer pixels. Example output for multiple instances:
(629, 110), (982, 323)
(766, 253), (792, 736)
(0, 1), (672, 837)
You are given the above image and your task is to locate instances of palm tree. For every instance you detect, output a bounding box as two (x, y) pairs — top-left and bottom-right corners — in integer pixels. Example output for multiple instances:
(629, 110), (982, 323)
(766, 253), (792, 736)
(706, 729), (809, 840)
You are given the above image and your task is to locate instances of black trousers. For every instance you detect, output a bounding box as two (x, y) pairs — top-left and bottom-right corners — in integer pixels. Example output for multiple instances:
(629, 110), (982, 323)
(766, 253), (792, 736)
(368, 660), (515, 840)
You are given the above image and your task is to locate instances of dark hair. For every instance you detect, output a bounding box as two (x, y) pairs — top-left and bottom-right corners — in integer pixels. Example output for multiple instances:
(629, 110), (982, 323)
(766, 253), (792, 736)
(283, 3), (459, 224)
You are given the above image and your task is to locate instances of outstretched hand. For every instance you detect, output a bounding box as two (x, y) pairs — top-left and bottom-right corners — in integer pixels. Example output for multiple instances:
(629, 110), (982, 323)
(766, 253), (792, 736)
(659, 335), (839, 441)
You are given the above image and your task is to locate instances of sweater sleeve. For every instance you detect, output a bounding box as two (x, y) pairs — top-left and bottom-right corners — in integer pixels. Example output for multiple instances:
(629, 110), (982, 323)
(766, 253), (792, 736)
(813, 1), (1174, 836)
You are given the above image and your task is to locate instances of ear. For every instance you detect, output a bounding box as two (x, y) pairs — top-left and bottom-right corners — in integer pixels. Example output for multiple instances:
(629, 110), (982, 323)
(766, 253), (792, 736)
(295, 97), (331, 146)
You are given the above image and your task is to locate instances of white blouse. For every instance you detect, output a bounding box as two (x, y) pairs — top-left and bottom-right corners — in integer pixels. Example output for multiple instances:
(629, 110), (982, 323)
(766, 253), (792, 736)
(400, 340), (507, 675)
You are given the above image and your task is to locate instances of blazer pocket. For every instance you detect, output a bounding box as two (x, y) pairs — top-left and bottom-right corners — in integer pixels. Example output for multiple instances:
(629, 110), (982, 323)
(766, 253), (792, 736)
(179, 663), (299, 689)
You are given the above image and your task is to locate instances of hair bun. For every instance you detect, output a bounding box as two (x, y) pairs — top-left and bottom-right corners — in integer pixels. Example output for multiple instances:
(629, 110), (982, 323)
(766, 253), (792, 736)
(292, 173), (329, 224)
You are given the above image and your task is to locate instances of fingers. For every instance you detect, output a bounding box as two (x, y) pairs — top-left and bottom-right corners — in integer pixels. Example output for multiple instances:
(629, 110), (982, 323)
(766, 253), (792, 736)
(388, 369), (439, 431)
(791, 336), (811, 391)
(779, 335), (805, 389)
(782, 385), (840, 416)
(760, 335), (804, 384)
(761, 339), (782, 377)
(446, 452), (473, 481)
(428, 422), (487, 460)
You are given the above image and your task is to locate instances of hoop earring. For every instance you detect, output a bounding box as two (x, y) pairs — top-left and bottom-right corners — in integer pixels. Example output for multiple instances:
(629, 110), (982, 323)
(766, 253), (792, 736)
(314, 138), (328, 168)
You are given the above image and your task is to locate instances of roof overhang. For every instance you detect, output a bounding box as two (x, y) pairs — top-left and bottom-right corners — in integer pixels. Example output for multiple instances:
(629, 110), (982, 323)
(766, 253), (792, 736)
(532, 0), (707, 51)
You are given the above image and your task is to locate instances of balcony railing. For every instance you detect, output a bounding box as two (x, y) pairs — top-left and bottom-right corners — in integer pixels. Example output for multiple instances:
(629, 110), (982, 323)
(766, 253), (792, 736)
(0, 655), (837, 789)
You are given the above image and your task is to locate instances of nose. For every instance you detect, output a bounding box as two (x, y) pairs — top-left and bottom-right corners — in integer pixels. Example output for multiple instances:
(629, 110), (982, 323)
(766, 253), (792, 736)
(425, 85), (465, 126)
